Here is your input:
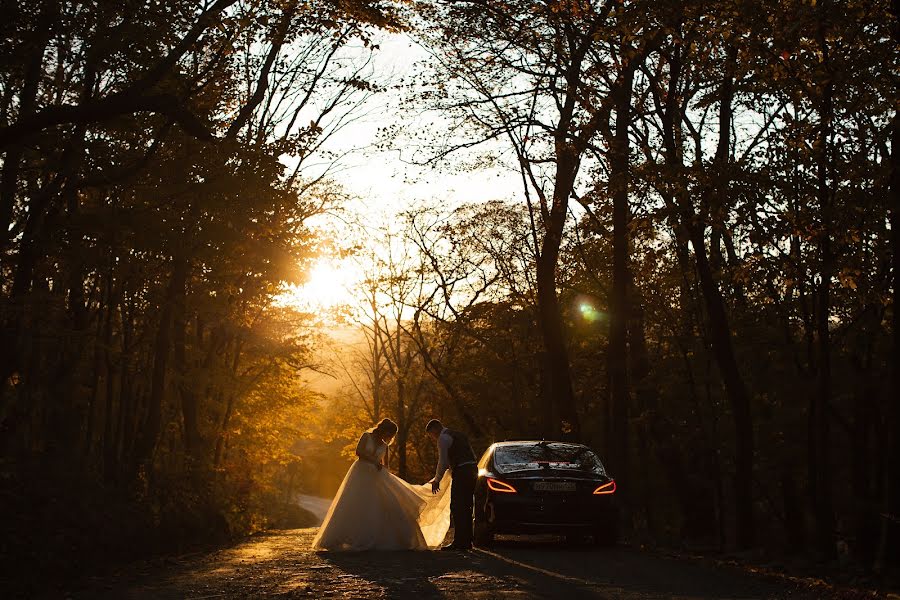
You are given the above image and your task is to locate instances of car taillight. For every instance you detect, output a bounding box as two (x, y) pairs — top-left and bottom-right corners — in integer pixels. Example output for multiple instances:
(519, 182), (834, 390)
(593, 480), (616, 495)
(487, 478), (517, 493)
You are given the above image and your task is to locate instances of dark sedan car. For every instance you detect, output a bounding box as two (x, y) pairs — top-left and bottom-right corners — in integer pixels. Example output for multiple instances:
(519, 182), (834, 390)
(473, 440), (618, 546)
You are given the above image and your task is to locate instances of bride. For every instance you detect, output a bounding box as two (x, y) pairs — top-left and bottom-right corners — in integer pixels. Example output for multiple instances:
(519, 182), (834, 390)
(311, 418), (451, 551)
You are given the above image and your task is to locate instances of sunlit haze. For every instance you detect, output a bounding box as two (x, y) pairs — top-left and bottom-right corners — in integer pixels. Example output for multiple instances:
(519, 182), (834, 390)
(278, 32), (523, 315)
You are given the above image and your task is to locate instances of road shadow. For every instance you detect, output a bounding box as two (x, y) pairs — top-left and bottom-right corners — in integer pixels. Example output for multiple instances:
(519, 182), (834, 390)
(476, 535), (817, 599)
(322, 544), (630, 599)
(329, 532), (819, 600)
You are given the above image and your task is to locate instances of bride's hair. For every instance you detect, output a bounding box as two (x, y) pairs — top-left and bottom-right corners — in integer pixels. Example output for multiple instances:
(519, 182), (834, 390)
(373, 418), (398, 440)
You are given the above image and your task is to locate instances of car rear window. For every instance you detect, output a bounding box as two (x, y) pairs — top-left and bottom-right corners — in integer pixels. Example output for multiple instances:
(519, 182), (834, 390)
(493, 443), (606, 475)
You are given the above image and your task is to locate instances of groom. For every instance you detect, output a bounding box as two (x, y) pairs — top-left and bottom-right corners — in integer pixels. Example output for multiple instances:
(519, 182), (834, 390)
(426, 418), (478, 551)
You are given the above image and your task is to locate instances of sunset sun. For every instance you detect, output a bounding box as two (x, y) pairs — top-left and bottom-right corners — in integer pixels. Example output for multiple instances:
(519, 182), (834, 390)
(283, 257), (362, 310)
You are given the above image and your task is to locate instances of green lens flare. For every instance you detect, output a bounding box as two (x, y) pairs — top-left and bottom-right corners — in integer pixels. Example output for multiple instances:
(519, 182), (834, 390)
(579, 303), (600, 322)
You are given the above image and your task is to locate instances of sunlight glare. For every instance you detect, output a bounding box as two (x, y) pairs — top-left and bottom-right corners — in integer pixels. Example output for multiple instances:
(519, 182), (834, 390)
(282, 257), (361, 311)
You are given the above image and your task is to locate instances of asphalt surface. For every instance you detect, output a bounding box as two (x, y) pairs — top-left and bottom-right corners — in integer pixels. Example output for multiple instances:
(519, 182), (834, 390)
(54, 528), (867, 599)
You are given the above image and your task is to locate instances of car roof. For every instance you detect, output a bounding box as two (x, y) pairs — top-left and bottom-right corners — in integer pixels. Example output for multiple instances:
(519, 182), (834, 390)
(492, 440), (590, 448)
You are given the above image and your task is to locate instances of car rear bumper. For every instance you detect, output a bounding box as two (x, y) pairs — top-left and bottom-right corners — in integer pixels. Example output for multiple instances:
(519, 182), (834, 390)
(483, 494), (617, 533)
(491, 521), (601, 535)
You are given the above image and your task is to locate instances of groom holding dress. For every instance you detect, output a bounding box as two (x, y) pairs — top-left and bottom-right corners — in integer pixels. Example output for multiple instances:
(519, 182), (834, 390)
(426, 419), (478, 550)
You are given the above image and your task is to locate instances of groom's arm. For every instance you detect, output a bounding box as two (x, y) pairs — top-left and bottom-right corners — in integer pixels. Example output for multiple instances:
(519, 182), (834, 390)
(432, 432), (451, 491)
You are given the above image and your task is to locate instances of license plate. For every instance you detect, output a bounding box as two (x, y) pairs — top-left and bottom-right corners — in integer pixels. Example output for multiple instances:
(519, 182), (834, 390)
(533, 481), (576, 492)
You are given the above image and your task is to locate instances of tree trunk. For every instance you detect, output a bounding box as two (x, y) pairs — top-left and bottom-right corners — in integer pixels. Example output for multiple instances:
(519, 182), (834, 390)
(0, 3), (65, 389)
(628, 277), (660, 538)
(0, 2), (55, 247)
(115, 296), (135, 472)
(810, 26), (837, 558)
(687, 221), (755, 549)
(214, 337), (243, 468)
(607, 65), (634, 501)
(371, 307), (384, 421)
(537, 147), (580, 440)
(85, 263), (112, 459)
(131, 257), (186, 473)
(396, 377), (408, 479)
(706, 45), (755, 550)
(876, 111), (900, 570)
(213, 392), (235, 469)
(101, 268), (119, 482)
(852, 377), (878, 564)
(658, 35), (755, 547)
(708, 46), (737, 276)
(173, 259), (203, 460)
(781, 465), (805, 552)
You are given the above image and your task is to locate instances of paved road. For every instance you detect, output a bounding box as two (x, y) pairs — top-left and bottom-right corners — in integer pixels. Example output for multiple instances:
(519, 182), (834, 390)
(295, 493), (331, 523)
(60, 528), (867, 599)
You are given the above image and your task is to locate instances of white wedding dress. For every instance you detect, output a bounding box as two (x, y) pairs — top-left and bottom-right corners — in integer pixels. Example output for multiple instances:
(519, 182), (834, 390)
(311, 431), (452, 551)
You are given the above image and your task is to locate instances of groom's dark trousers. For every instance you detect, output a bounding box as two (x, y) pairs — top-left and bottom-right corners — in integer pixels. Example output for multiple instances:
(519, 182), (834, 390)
(450, 463), (478, 547)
